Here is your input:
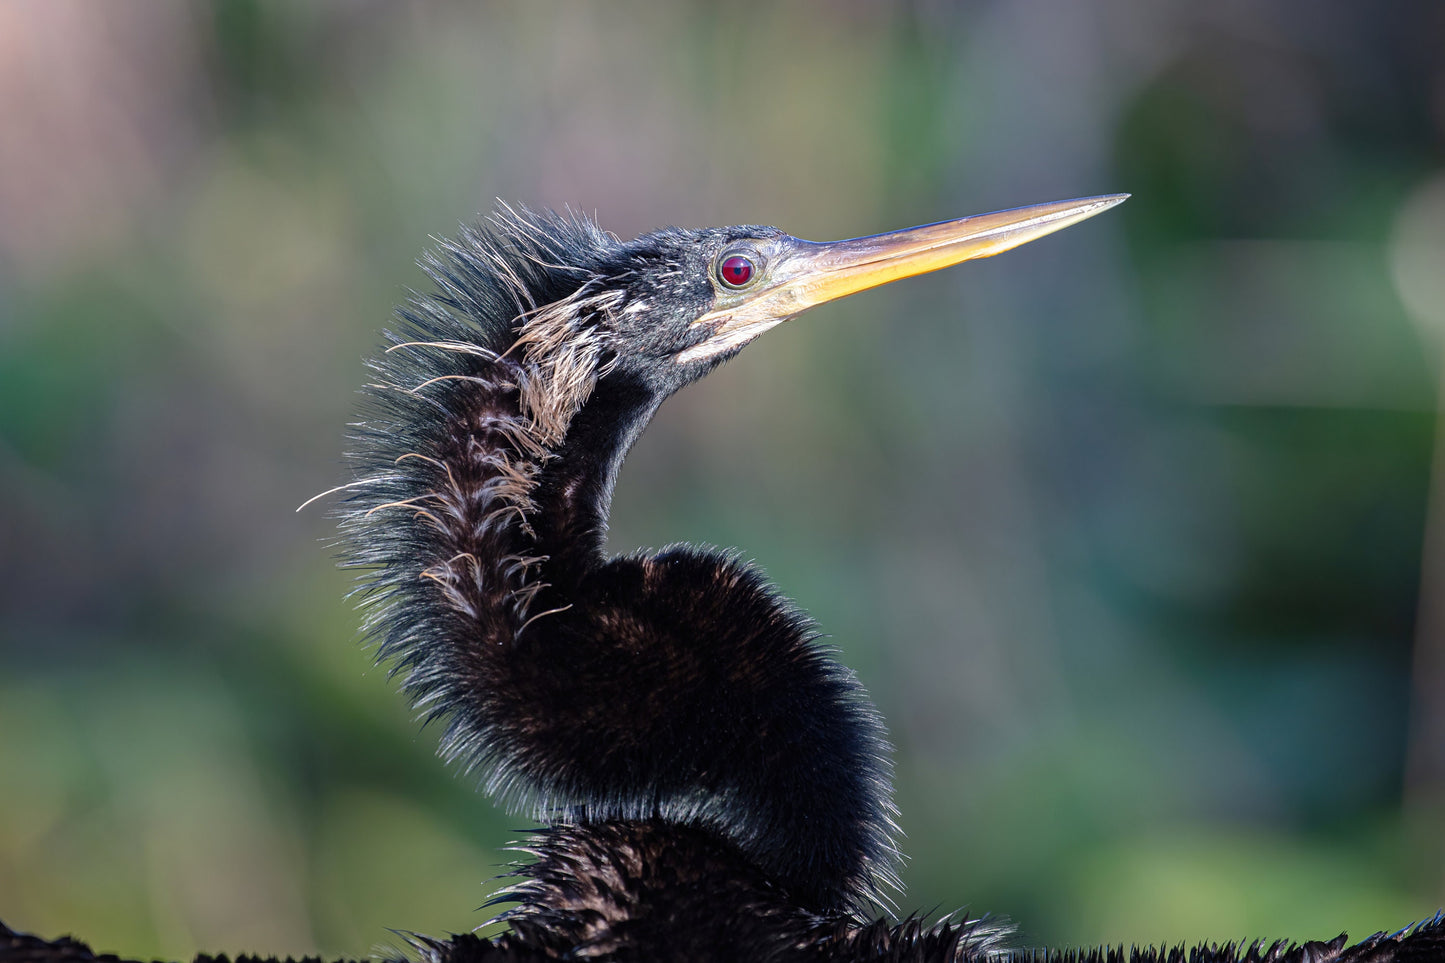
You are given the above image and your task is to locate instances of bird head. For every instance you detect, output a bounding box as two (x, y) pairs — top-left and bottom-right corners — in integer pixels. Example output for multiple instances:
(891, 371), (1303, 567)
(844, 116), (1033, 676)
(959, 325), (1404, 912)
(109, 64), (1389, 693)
(555, 194), (1128, 403)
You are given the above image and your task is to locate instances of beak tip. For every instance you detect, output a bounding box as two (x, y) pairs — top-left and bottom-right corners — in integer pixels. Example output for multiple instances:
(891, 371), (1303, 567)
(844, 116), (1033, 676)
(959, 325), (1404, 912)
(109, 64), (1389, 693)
(1064, 192), (1129, 225)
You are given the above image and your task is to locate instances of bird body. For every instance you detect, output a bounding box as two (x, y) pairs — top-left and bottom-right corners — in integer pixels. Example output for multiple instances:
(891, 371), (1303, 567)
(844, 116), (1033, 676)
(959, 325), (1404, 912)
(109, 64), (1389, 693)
(5, 197), (1441, 962)
(341, 210), (901, 915)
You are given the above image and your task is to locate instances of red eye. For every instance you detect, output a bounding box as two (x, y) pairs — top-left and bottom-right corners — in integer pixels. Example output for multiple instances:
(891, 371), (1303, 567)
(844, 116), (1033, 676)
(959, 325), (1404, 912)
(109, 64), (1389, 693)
(719, 254), (754, 287)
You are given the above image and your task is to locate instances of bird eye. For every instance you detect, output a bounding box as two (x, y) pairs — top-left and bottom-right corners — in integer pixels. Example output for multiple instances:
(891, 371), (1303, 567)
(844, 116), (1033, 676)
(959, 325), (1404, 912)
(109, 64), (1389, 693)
(718, 253), (756, 288)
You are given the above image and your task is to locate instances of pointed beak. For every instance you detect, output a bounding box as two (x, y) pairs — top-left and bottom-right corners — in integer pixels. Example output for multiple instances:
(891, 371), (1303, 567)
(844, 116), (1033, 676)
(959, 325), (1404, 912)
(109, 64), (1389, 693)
(679, 194), (1128, 363)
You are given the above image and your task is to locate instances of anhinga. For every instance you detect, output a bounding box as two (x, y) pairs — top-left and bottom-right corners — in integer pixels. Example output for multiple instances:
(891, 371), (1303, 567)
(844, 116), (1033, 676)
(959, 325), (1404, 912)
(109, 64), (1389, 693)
(3, 198), (1442, 963)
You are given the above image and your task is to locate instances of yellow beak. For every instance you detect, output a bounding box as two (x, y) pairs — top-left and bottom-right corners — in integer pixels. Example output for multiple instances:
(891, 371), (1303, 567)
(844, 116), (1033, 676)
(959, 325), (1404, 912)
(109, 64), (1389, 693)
(679, 194), (1127, 363)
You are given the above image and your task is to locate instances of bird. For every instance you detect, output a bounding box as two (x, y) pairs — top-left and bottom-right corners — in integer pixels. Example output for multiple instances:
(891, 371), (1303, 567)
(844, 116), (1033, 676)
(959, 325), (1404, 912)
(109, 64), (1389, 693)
(4, 198), (1443, 963)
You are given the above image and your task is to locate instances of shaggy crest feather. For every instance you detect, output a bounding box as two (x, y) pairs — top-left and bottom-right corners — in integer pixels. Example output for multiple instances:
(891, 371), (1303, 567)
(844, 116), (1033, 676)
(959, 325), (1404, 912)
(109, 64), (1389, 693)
(340, 209), (620, 783)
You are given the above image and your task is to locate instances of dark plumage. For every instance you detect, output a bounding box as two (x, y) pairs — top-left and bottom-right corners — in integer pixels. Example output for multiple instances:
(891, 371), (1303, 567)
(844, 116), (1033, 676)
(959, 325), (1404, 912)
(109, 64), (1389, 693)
(5, 198), (1438, 962)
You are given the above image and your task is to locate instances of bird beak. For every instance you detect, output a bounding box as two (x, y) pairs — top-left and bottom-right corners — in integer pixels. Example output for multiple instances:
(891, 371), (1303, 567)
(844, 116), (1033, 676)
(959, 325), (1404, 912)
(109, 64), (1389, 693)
(681, 194), (1128, 363)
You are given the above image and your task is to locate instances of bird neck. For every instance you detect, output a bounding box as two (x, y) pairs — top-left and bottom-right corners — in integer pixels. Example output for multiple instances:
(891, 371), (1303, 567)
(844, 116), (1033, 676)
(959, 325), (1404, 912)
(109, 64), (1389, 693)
(528, 372), (663, 572)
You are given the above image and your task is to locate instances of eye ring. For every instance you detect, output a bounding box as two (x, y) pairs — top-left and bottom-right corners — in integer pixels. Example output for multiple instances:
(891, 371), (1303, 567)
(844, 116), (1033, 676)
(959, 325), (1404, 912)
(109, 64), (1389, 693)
(718, 251), (758, 289)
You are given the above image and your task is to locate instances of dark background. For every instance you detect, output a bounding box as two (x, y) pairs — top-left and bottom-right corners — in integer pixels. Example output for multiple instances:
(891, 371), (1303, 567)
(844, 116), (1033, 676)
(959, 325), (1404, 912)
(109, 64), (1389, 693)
(3, 1), (1445, 958)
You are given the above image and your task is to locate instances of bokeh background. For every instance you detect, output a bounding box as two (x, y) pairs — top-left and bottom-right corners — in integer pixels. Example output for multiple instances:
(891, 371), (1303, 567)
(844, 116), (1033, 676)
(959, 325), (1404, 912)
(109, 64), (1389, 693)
(3, 0), (1445, 958)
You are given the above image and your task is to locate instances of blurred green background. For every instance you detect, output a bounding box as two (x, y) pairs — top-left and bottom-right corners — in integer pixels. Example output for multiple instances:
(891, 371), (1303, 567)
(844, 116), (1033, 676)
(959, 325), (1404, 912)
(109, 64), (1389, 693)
(3, 0), (1445, 958)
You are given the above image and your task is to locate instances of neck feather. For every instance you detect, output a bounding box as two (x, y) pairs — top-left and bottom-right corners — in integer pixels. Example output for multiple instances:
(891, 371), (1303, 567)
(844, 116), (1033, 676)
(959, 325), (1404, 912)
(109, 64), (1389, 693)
(528, 372), (663, 572)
